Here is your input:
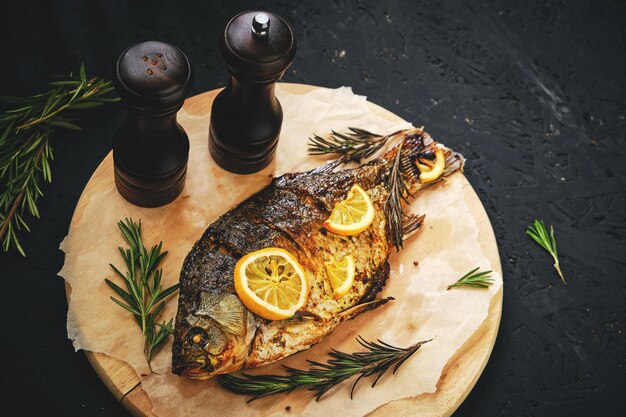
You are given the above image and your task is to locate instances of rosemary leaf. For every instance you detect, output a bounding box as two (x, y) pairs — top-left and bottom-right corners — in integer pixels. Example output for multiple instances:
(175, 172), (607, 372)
(447, 267), (494, 290)
(385, 143), (412, 250)
(219, 336), (431, 402)
(308, 127), (408, 165)
(105, 218), (179, 370)
(0, 62), (118, 256)
(527, 219), (566, 284)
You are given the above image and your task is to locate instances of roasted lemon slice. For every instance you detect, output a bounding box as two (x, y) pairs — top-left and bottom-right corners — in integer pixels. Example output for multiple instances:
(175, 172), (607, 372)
(324, 255), (356, 300)
(323, 184), (375, 235)
(234, 247), (308, 320)
(416, 148), (445, 183)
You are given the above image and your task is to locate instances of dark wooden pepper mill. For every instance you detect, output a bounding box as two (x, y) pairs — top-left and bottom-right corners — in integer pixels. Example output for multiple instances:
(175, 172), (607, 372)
(209, 11), (296, 174)
(113, 41), (193, 207)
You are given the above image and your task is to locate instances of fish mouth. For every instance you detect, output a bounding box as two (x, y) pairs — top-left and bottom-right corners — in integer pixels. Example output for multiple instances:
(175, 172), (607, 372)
(172, 356), (215, 379)
(173, 360), (215, 380)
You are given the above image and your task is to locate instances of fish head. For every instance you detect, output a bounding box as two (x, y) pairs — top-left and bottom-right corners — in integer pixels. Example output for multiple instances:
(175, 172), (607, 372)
(172, 291), (256, 379)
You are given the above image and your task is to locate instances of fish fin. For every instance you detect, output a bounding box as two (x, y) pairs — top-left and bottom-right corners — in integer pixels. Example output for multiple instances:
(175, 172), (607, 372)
(293, 310), (323, 320)
(244, 309), (257, 345)
(338, 297), (394, 322)
(402, 214), (425, 238)
(195, 292), (247, 336)
(185, 314), (212, 329)
(310, 158), (343, 175)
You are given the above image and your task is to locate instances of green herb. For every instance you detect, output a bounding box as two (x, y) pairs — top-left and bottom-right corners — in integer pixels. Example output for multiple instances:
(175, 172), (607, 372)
(0, 62), (118, 256)
(105, 218), (179, 369)
(219, 336), (430, 402)
(447, 267), (494, 290)
(308, 127), (408, 165)
(384, 143), (424, 249)
(526, 219), (566, 284)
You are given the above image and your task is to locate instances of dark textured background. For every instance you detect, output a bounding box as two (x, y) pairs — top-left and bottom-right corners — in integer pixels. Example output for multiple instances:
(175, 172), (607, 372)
(1, 1), (624, 416)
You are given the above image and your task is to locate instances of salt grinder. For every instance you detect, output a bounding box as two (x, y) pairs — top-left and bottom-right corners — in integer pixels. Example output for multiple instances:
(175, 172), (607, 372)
(113, 41), (193, 207)
(209, 11), (297, 174)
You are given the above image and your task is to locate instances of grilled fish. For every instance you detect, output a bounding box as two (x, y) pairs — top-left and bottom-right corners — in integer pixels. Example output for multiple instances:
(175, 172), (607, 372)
(172, 128), (464, 379)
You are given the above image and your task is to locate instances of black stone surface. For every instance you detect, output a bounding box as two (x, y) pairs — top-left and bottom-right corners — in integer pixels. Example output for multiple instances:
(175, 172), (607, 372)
(1, 1), (624, 416)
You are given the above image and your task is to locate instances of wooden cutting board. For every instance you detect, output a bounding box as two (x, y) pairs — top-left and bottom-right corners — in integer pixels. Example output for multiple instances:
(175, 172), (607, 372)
(65, 83), (502, 417)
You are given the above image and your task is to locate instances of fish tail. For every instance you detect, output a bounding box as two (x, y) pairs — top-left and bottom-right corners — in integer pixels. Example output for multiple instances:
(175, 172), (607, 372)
(395, 128), (465, 194)
(378, 128), (462, 245)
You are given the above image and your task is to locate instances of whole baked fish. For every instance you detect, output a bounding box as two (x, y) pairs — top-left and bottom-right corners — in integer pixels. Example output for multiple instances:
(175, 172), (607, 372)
(172, 128), (464, 379)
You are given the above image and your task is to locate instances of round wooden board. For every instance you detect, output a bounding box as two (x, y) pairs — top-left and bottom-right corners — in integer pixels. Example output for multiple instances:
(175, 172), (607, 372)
(65, 83), (502, 417)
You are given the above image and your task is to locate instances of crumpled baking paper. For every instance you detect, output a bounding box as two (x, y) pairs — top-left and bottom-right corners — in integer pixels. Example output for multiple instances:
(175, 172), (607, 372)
(59, 85), (502, 417)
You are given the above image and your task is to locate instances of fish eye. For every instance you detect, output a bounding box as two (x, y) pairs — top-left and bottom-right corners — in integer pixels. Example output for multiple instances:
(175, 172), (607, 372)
(188, 327), (208, 345)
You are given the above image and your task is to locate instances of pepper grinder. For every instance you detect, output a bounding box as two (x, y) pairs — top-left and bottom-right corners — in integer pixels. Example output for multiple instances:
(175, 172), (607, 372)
(113, 41), (193, 207)
(209, 11), (297, 174)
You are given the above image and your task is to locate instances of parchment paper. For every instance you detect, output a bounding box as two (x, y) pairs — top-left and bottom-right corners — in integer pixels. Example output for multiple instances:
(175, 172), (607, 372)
(59, 85), (502, 417)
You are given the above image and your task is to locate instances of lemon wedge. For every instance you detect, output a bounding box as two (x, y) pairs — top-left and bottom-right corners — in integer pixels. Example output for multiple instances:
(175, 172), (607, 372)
(416, 148), (445, 183)
(324, 255), (356, 300)
(234, 248), (308, 320)
(323, 184), (375, 236)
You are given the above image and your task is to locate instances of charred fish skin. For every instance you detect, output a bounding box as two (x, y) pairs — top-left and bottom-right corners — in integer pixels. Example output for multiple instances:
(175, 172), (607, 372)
(172, 163), (389, 376)
(172, 129), (465, 379)
(172, 162), (391, 378)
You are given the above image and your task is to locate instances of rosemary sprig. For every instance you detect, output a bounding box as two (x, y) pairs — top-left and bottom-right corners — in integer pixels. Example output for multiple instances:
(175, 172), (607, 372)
(105, 218), (179, 369)
(219, 336), (430, 402)
(526, 219), (566, 284)
(447, 267), (494, 290)
(385, 144), (412, 249)
(0, 62), (118, 256)
(308, 127), (408, 164)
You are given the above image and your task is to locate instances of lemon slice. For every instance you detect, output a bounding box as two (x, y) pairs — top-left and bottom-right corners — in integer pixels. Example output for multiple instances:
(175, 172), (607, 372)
(323, 184), (375, 235)
(234, 247), (308, 320)
(324, 255), (356, 300)
(416, 148), (445, 183)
